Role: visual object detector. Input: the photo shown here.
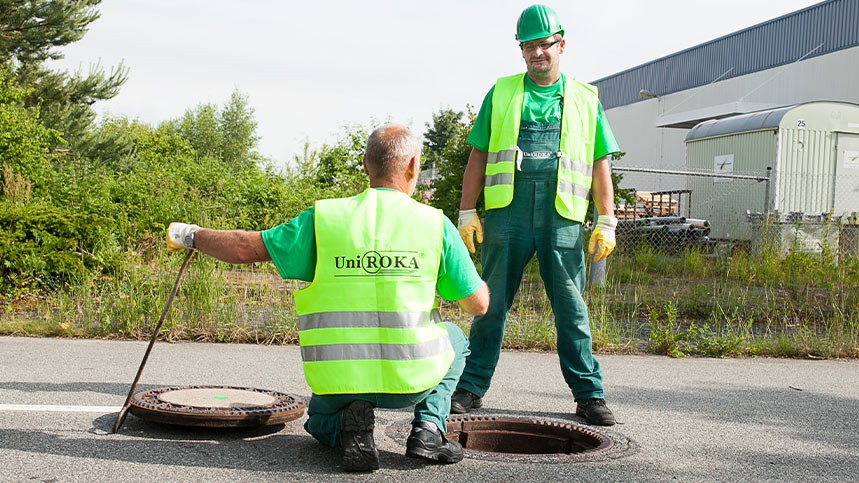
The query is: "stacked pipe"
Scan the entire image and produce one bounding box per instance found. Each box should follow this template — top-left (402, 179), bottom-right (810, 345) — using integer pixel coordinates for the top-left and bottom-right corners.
top-left (617, 216), bottom-right (715, 252)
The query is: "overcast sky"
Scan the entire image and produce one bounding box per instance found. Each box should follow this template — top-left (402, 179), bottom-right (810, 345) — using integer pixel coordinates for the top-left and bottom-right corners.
top-left (49, 0), bottom-right (821, 168)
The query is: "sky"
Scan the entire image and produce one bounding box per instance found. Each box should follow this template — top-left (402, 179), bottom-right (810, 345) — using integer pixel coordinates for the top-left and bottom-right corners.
top-left (49, 0), bottom-right (823, 169)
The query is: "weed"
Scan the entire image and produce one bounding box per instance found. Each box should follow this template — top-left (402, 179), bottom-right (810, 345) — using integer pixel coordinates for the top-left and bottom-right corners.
top-left (647, 302), bottom-right (683, 357)
top-left (4, 237), bottom-right (859, 359)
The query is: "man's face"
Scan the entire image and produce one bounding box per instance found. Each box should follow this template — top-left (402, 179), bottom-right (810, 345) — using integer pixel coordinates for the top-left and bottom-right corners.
top-left (520, 34), bottom-right (565, 77)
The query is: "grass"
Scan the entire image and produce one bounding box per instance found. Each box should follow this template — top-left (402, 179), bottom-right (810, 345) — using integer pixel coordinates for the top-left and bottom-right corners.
top-left (1, 253), bottom-right (303, 344)
top-left (587, 242), bottom-right (859, 358)
top-left (2, 242), bottom-right (858, 359)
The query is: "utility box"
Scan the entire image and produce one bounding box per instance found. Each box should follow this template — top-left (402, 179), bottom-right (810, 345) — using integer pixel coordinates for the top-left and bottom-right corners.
top-left (685, 102), bottom-right (859, 240)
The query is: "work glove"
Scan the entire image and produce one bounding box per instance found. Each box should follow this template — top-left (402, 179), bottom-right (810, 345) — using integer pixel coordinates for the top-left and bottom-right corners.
top-left (588, 215), bottom-right (618, 262)
top-left (457, 209), bottom-right (483, 254)
top-left (166, 222), bottom-right (200, 252)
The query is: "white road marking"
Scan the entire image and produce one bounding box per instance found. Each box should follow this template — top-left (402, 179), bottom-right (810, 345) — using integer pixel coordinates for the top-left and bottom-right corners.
top-left (0, 404), bottom-right (121, 412)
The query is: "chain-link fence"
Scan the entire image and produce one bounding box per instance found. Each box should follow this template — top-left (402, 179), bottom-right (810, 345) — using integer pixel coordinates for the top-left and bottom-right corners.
top-left (611, 166), bottom-right (859, 260)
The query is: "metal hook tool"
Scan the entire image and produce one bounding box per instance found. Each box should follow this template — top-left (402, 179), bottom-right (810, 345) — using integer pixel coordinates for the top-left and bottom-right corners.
top-left (112, 249), bottom-right (195, 433)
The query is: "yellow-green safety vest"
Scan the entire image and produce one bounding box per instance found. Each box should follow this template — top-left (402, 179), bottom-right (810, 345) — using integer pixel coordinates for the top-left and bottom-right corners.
top-left (293, 188), bottom-right (454, 395)
top-left (485, 73), bottom-right (600, 222)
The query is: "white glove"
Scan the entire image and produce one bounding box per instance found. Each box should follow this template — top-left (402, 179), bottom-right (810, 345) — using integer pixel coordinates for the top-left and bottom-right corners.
top-left (588, 215), bottom-right (618, 262)
top-left (458, 209), bottom-right (477, 227)
top-left (166, 223), bottom-right (200, 252)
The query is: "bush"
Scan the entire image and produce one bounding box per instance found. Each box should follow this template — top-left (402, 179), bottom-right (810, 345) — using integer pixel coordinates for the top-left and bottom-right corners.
top-left (0, 66), bottom-right (63, 201)
top-left (0, 203), bottom-right (120, 292)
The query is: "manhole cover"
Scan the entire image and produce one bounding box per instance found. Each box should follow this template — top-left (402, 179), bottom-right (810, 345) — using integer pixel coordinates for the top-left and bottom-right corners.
top-left (129, 385), bottom-right (305, 428)
top-left (158, 388), bottom-right (277, 408)
top-left (386, 415), bottom-right (637, 463)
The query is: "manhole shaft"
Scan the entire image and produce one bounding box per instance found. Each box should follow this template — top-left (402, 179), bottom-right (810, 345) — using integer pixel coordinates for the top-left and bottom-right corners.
top-left (447, 416), bottom-right (613, 456)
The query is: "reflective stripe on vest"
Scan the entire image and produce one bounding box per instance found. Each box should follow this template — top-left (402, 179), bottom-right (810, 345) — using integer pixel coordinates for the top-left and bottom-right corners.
top-left (301, 336), bottom-right (451, 362)
top-left (292, 188), bottom-right (453, 395)
top-left (485, 73), bottom-right (600, 222)
top-left (299, 311), bottom-right (434, 330)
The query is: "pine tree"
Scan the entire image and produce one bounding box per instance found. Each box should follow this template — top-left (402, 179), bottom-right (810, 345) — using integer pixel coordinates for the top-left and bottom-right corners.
top-left (1, 1), bottom-right (128, 160)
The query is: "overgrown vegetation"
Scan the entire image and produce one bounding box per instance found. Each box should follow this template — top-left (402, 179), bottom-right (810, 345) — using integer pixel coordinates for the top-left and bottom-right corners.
top-left (586, 242), bottom-right (859, 358)
top-left (1, 2), bottom-right (857, 360)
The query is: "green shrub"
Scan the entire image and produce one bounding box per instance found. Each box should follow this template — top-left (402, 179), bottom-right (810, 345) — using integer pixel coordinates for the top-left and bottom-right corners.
top-left (0, 203), bottom-right (120, 292)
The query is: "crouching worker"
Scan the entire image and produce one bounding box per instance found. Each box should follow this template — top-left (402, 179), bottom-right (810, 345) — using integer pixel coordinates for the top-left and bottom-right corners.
top-left (166, 124), bottom-right (489, 472)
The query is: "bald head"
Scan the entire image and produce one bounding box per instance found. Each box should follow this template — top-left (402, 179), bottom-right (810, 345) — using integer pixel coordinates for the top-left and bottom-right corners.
top-left (363, 124), bottom-right (421, 181)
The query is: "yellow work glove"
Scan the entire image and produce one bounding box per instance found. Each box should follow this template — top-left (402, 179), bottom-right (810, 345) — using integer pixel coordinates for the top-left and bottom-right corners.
top-left (166, 222), bottom-right (200, 252)
top-left (457, 209), bottom-right (483, 254)
top-left (588, 215), bottom-right (618, 262)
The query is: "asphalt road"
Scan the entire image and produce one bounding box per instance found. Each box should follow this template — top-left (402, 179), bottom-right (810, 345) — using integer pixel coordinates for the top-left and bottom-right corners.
top-left (1, 336), bottom-right (858, 482)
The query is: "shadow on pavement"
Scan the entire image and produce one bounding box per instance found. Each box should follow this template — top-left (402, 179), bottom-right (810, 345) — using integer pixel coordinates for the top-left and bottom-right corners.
top-left (0, 412), bottom-right (440, 475)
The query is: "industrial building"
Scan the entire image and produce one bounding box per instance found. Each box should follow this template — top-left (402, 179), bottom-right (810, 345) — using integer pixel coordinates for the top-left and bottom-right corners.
top-left (593, 0), bottom-right (859, 194)
top-left (685, 101), bottom-right (859, 240)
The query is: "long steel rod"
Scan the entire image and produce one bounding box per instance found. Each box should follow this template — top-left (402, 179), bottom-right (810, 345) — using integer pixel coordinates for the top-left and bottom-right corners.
top-left (112, 249), bottom-right (195, 433)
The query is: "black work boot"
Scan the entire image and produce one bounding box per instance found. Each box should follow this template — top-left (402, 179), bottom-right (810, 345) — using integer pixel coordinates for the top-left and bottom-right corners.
top-left (341, 400), bottom-right (379, 471)
top-left (450, 388), bottom-right (482, 414)
top-left (405, 420), bottom-right (464, 463)
top-left (575, 398), bottom-right (616, 426)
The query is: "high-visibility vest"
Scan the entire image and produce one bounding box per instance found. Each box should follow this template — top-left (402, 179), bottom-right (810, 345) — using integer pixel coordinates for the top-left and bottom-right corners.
top-left (485, 73), bottom-right (600, 222)
top-left (293, 188), bottom-right (454, 394)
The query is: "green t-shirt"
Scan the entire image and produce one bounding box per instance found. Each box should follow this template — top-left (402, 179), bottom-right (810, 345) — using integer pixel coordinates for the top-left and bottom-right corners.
top-left (467, 73), bottom-right (620, 160)
top-left (260, 189), bottom-right (483, 302)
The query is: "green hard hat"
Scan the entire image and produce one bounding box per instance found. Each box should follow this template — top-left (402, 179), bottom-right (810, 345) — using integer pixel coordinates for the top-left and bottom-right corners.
top-left (516, 4), bottom-right (564, 42)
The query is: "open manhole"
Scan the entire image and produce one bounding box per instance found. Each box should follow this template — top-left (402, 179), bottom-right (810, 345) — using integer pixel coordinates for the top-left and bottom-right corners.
top-left (387, 415), bottom-right (637, 463)
top-left (129, 385), bottom-right (305, 428)
top-left (447, 415), bottom-right (612, 455)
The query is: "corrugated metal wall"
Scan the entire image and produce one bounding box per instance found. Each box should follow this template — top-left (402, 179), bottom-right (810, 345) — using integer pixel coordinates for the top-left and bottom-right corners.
top-left (777, 129), bottom-right (837, 213)
top-left (686, 130), bottom-right (776, 240)
top-left (593, 0), bottom-right (859, 110)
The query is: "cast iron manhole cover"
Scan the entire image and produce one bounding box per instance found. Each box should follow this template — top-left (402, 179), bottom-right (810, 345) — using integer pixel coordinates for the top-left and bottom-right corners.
top-left (387, 414), bottom-right (637, 463)
top-left (129, 385), bottom-right (305, 428)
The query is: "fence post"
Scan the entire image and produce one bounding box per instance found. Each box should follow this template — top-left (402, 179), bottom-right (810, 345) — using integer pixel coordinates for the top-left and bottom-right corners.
top-left (764, 166), bottom-right (772, 214)
top-left (589, 204), bottom-right (606, 288)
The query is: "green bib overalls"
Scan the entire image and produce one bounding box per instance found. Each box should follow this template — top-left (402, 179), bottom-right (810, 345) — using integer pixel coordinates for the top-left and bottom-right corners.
top-left (459, 119), bottom-right (603, 401)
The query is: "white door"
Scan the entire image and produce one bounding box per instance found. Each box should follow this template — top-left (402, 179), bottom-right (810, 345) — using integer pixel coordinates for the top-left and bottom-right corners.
top-left (834, 133), bottom-right (859, 215)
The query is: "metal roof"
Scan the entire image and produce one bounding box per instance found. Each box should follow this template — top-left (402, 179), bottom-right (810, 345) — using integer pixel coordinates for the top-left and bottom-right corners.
top-left (684, 105), bottom-right (795, 141)
top-left (684, 100), bottom-right (859, 141)
top-left (592, 0), bottom-right (859, 110)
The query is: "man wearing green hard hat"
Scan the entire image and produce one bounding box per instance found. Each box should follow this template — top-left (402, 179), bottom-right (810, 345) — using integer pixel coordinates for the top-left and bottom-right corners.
top-left (454, 4), bottom-right (621, 425)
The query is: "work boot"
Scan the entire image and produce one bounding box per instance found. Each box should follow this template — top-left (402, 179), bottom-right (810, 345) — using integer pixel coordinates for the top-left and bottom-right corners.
top-left (575, 398), bottom-right (616, 426)
top-left (405, 420), bottom-right (464, 463)
top-left (341, 400), bottom-right (379, 471)
top-left (450, 389), bottom-right (482, 414)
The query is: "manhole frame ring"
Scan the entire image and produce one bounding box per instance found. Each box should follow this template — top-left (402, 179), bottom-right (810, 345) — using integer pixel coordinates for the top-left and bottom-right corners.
top-left (385, 413), bottom-right (639, 463)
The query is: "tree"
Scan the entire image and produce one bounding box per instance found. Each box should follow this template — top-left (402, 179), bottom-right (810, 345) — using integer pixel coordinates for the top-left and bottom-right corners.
top-left (0, 0), bottom-right (101, 65)
top-left (176, 103), bottom-right (223, 160)
top-left (425, 107), bottom-right (476, 223)
top-left (24, 62), bottom-right (125, 141)
top-left (422, 108), bottom-right (464, 170)
top-left (294, 122), bottom-right (376, 197)
top-left (171, 89), bottom-right (262, 168)
top-left (1, 1), bottom-right (128, 158)
top-left (0, 66), bottom-right (62, 201)
top-left (219, 90), bottom-right (259, 167)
